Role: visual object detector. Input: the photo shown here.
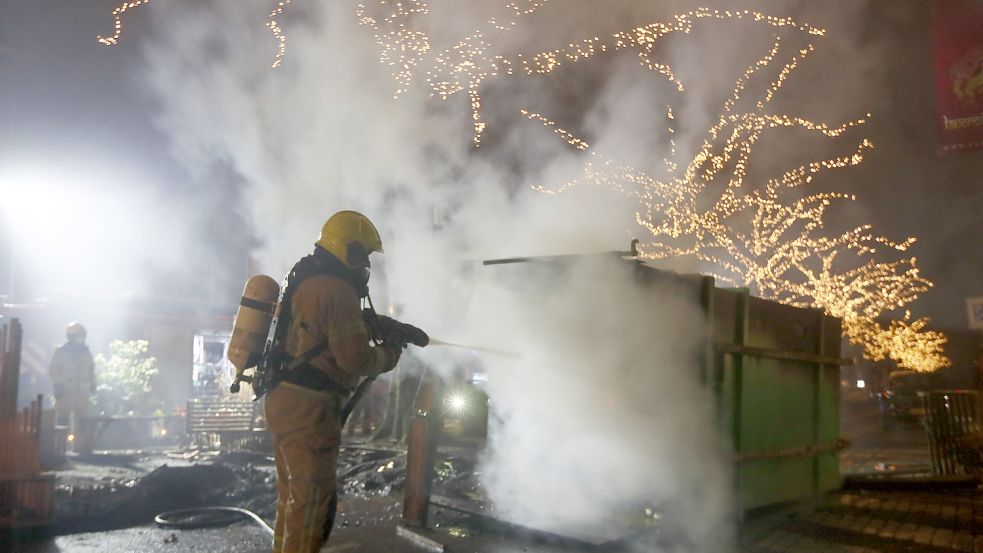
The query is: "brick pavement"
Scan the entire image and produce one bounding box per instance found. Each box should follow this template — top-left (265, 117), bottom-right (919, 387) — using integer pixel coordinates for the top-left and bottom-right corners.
top-left (744, 487), bottom-right (983, 553)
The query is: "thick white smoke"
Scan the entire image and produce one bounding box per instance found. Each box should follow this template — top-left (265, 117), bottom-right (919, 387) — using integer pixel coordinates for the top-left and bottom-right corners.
top-left (137, 1), bottom-right (868, 549)
top-left (467, 257), bottom-right (733, 551)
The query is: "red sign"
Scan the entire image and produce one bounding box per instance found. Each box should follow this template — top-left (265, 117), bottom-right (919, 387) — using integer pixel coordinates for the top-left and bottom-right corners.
top-left (933, 0), bottom-right (983, 154)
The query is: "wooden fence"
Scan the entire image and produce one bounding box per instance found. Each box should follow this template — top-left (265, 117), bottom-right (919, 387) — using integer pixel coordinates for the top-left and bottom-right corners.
top-left (0, 319), bottom-right (55, 530)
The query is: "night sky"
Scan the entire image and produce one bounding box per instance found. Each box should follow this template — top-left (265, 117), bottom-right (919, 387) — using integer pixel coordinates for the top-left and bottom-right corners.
top-left (1, 0), bottom-right (980, 335)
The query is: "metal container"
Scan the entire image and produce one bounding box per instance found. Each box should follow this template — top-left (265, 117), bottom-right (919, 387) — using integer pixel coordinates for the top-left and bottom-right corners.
top-left (712, 287), bottom-right (844, 510)
top-left (481, 251), bottom-right (845, 511)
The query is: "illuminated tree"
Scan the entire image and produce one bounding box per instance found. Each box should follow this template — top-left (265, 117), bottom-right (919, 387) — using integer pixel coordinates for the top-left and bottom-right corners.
top-left (96, 1), bottom-right (949, 371)
top-left (94, 340), bottom-right (164, 416)
top-left (522, 30), bottom-right (950, 372)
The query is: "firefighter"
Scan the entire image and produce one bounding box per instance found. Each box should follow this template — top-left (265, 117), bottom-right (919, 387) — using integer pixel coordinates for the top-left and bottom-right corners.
top-left (49, 322), bottom-right (96, 428)
top-left (265, 211), bottom-right (401, 553)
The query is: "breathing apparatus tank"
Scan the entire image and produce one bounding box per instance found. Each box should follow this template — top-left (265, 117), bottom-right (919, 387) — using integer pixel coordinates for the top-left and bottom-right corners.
top-left (228, 275), bottom-right (280, 393)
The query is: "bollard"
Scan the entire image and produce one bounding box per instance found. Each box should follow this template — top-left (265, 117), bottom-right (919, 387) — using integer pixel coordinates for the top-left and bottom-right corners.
top-left (402, 376), bottom-right (440, 527)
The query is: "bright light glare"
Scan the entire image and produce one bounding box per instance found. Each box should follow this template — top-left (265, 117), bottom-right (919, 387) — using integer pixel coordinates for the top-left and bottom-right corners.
top-left (856, 379), bottom-right (866, 389)
top-left (448, 393), bottom-right (467, 413)
top-left (1, 181), bottom-right (63, 231)
top-left (0, 164), bottom-right (155, 298)
top-left (67, 434), bottom-right (75, 442)
top-left (160, 429), bottom-right (168, 436)
top-left (0, 169), bottom-right (95, 256)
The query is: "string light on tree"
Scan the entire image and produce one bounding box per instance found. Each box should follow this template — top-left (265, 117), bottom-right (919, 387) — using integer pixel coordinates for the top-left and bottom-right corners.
top-left (268, 0), bottom-right (293, 68)
top-left (518, 25), bottom-right (946, 372)
top-left (521, 109), bottom-right (589, 150)
top-left (356, 1), bottom-right (432, 97)
top-left (92, 1), bottom-right (948, 371)
top-left (97, 0), bottom-right (151, 46)
top-left (490, 0), bottom-right (550, 31)
top-left (467, 9), bottom-right (819, 142)
top-left (356, 2), bottom-right (826, 145)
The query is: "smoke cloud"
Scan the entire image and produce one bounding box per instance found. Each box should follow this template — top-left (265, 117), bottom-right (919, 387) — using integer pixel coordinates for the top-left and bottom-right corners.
top-left (467, 257), bottom-right (733, 551)
top-left (137, 0), bottom-right (895, 549)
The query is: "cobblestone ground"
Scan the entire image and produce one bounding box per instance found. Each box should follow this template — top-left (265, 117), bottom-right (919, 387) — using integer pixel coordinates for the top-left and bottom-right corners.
top-left (744, 489), bottom-right (983, 553)
top-left (745, 487), bottom-right (983, 553)
top-left (744, 397), bottom-right (982, 553)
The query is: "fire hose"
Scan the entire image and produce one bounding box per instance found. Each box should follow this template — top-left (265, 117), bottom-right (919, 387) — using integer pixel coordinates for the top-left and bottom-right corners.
top-left (152, 316), bottom-right (427, 539)
top-left (155, 320), bottom-right (511, 538)
top-left (154, 506), bottom-right (274, 535)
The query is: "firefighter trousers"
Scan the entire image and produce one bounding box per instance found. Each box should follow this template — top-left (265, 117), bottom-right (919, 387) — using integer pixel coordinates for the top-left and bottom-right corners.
top-left (265, 382), bottom-right (343, 553)
top-left (54, 387), bottom-right (90, 428)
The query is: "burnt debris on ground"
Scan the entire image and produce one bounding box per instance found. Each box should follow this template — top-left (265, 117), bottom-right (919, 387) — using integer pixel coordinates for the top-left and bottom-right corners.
top-left (52, 451), bottom-right (274, 535)
top-left (49, 445), bottom-right (430, 536)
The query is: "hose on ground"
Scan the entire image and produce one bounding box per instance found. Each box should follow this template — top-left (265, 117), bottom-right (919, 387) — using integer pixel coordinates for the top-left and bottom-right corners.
top-left (154, 506), bottom-right (274, 536)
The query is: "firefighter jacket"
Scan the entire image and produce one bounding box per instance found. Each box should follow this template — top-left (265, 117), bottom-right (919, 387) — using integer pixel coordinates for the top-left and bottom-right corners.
top-left (49, 342), bottom-right (95, 398)
top-left (284, 274), bottom-right (398, 391)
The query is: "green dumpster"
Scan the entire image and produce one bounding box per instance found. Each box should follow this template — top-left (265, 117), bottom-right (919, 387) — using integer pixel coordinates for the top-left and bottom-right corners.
top-left (481, 251), bottom-right (845, 511)
top-left (711, 288), bottom-right (844, 510)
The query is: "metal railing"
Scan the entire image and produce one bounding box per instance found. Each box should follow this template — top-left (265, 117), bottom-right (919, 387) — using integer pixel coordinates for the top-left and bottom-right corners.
top-left (918, 390), bottom-right (983, 475)
top-left (186, 397), bottom-right (261, 450)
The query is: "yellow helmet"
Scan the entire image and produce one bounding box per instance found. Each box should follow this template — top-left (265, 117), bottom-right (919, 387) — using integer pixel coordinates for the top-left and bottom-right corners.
top-left (315, 211), bottom-right (383, 268)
